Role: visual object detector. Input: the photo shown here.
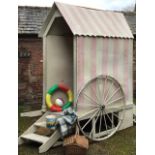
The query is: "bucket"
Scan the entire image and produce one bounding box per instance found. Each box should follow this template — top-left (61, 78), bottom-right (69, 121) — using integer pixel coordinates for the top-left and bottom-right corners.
top-left (46, 115), bottom-right (57, 129)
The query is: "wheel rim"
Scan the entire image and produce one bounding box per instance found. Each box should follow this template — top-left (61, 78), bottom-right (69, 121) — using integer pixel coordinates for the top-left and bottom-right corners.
top-left (76, 75), bottom-right (125, 141)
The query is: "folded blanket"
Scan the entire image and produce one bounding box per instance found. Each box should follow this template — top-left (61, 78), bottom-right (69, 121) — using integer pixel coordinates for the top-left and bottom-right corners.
top-left (57, 107), bottom-right (77, 138)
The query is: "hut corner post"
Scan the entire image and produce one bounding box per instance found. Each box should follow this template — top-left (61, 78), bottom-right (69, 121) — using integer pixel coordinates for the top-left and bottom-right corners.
top-left (73, 36), bottom-right (77, 109)
top-left (42, 36), bottom-right (47, 112)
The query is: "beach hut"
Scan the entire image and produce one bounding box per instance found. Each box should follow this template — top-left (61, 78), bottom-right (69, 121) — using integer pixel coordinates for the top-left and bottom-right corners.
top-left (19, 2), bottom-right (134, 152)
top-left (40, 1), bottom-right (133, 129)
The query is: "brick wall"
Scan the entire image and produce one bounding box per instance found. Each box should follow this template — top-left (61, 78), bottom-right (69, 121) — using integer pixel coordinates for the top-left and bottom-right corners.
top-left (18, 36), bottom-right (43, 105)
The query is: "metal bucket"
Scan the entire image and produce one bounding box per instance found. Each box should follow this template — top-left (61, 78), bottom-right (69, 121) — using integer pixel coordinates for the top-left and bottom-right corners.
top-left (46, 115), bottom-right (57, 129)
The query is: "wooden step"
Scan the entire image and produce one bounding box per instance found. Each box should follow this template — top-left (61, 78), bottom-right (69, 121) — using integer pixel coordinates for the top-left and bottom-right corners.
top-left (21, 133), bottom-right (49, 144)
top-left (20, 110), bottom-right (43, 117)
top-left (34, 122), bottom-right (47, 128)
top-left (39, 130), bottom-right (61, 153)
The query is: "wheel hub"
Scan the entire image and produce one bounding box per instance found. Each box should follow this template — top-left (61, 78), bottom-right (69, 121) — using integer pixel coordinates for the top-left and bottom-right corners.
top-left (100, 105), bottom-right (105, 110)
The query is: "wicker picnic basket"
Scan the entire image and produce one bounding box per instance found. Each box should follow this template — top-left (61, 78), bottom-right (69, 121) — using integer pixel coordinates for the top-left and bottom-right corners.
top-left (63, 126), bottom-right (89, 155)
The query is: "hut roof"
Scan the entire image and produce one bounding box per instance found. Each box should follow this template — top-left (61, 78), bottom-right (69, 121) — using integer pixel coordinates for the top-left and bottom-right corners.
top-left (18, 3), bottom-right (135, 38)
top-left (40, 2), bottom-right (133, 38)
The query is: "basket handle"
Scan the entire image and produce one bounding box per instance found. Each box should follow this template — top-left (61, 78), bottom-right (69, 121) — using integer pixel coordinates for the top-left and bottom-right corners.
top-left (75, 125), bottom-right (80, 138)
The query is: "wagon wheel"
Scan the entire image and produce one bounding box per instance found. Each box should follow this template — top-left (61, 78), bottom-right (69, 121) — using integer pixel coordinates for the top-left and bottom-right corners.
top-left (76, 75), bottom-right (125, 141)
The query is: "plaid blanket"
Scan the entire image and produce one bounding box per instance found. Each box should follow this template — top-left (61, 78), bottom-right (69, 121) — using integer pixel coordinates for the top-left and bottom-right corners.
top-left (57, 107), bottom-right (77, 138)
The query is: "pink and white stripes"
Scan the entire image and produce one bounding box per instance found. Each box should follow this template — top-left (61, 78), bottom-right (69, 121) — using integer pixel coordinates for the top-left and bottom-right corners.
top-left (56, 2), bottom-right (133, 38)
top-left (76, 37), bottom-right (133, 105)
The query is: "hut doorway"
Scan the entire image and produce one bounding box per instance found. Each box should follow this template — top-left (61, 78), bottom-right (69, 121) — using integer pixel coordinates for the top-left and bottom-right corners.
top-left (45, 17), bottom-right (73, 92)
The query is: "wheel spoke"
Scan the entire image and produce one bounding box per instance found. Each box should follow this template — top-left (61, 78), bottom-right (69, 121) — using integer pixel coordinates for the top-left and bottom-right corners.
top-left (96, 78), bottom-right (102, 105)
top-left (95, 110), bottom-right (101, 135)
top-left (82, 92), bottom-right (100, 106)
top-left (78, 108), bottom-right (98, 120)
top-left (112, 113), bottom-right (114, 128)
top-left (101, 77), bottom-right (105, 101)
top-left (91, 83), bottom-right (100, 104)
top-left (82, 109), bottom-right (99, 130)
top-left (103, 111), bottom-right (108, 135)
top-left (103, 76), bottom-right (108, 104)
top-left (99, 109), bottom-right (103, 133)
top-left (94, 110), bottom-right (101, 127)
top-left (105, 87), bottom-right (121, 104)
top-left (89, 110), bottom-right (101, 137)
top-left (104, 110), bottom-right (113, 125)
top-left (107, 96), bottom-right (124, 105)
top-left (104, 82), bottom-right (114, 104)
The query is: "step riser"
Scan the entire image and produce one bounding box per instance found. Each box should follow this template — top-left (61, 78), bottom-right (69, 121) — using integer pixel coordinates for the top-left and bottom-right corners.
top-left (34, 122), bottom-right (47, 128)
top-left (21, 133), bottom-right (49, 144)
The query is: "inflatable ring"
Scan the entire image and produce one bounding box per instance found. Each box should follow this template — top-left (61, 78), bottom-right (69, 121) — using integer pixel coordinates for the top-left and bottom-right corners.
top-left (46, 84), bottom-right (73, 112)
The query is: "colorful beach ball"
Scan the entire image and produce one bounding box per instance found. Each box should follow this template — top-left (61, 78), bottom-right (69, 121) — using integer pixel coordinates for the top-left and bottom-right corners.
top-left (55, 98), bottom-right (64, 107)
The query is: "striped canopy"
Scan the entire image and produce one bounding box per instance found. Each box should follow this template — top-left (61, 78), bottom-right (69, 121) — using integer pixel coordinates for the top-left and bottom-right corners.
top-left (56, 2), bottom-right (133, 38)
top-left (40, 2), bottom-right (133, 39)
